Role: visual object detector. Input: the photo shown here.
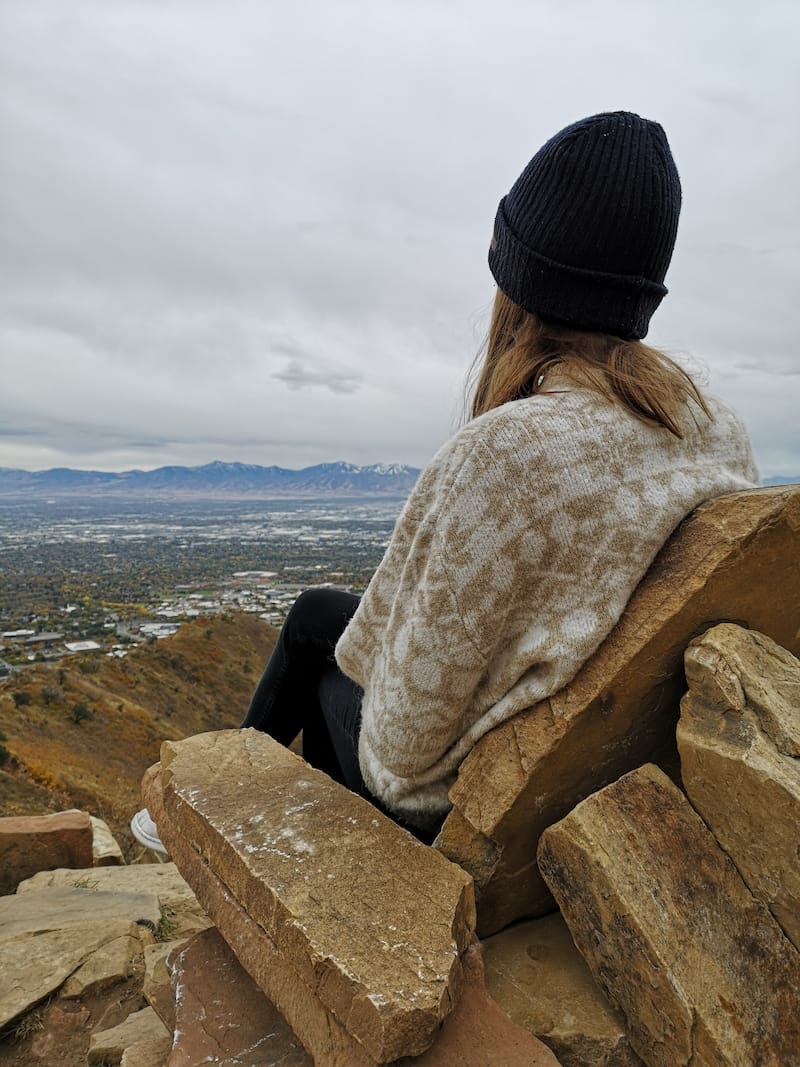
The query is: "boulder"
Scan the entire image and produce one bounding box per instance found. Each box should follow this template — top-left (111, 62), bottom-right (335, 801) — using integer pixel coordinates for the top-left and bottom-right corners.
top-left (678, 623), bottom-right (800, 950)
top-left (0, 810), bottom-right (93, 892)
top-left (146, 730), bottom-right (476, 1063)
top-left (436, 485), bottom-right (800, 935)
top-left (0, 885), bottom-right (159, 1028)
top-left (165, 927), bottom-right (312, 1067)
top-left (89, 1005), bottom-right (170, 1066)
top-left (537, 764), bottom-right (800, 1067)
top-left (482, 912), bottom-right (643, 1067)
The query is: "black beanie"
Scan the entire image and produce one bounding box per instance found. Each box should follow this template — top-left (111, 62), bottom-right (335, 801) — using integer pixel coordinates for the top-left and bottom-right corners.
top-left (488, 111), bottom-right (681, 340)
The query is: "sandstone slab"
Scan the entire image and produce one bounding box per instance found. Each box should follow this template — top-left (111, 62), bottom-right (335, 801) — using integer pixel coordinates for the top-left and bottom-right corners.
top-left (153, 729), bottom-right (475, 1062)
top-left (166, 926), bottom-right (312, 1067)
top-left (18, 860), bottom-right (210, 938)
top-left (0, 886), bottom-right (160, 1028)
top-left (143, 941), bottom-right (181, 1032)
top-left (89, 1005), bottom-right (170, 1065)
top-left (120, 1033), bottom-right (174, 1067)
top-left (144, 769), bottom-right (379, 1067)
top-left (62, 925), bottom-right (141, 997)
top-left (678, 623), bottom-right (800, 950)
top-left (537, 764), bottom-right (800, 1067)
top-left (482, 912), bottom-right (643, 1067)
top-left (0, 810), bottom-right (93, 892)
top-left (436, 485), bottom-right (800, 935)
top-left (90, 814), bottom-right (125, 866)
top-left (397, 942), bottom-right (562, 1067)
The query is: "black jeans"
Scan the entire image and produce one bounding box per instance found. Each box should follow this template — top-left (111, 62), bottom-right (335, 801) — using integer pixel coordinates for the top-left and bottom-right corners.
top-left (241, 588), bottom-right (368, 794)
top-left (241, 587), bottom-right (438, 842)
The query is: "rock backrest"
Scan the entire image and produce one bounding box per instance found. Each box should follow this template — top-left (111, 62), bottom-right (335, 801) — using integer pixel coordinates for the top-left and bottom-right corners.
top-left (434, 485), bottom-right (800, 936)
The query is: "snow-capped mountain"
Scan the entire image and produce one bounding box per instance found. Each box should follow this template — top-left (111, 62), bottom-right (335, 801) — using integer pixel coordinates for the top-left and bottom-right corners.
top-left (0, 461), bottom-right (421, 499)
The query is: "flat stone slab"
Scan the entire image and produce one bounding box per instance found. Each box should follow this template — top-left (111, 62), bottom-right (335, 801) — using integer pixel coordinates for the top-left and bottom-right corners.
top-left (537, 764), bottom-right (800, 1067)
top-left (435, 485), bottom-right (800, 935)
top-left (18, 860), bottom-right (210, 939)
top-left (679, 623), bottom-right (800, 950)
top-left (0, 810), bottom-right (93, 893)
top-left (154, 730), bottom-right (475, 1063)
top-left (482, 912), bottom-right (643, 1067)
top-left (0, 886), bottom-right (160, 1028)
top-left (144, 770), bottom-right (382, 1067)
top-left (166, 926), bottom-right (312, 1066)
top-left (89, 1005), bottom-right (170, 1065)
top-left (120, 1033), bottom-right (174, 1066)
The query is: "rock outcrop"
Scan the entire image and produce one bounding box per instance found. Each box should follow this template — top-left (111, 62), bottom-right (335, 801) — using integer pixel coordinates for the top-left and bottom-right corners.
top-left (678, 623), bottom-right (800, 950)
top-left (435, 485), bottom-right (800, 935)
top-left (537, 764), bottom-right (800, 1067)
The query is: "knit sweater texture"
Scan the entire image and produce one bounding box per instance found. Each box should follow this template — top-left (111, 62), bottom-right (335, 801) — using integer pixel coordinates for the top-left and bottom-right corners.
top-left (334, 369), bottom-right (758, 829)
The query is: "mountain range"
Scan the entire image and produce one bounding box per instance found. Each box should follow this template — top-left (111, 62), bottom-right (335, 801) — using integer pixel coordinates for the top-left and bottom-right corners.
top-left (0, 461), bottom-right (422, 500)
top-left (0, 463), bottom-right (795, 501)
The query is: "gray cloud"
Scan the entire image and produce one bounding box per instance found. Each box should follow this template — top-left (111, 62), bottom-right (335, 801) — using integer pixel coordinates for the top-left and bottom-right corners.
top-left (272, 359), bottom-right (363, 394)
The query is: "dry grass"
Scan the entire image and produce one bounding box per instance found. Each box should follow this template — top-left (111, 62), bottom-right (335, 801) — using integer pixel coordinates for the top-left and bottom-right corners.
top-left (0, 613), bottom-right (276, 853)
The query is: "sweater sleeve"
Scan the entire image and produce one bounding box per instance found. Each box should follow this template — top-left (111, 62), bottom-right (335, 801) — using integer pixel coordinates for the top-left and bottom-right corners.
top-left (336, 425), bottom-right (538, 783)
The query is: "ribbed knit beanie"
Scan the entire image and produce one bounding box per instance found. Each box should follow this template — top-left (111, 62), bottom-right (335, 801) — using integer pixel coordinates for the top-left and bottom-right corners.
top-left (488, 111), bottom-right (681, 340)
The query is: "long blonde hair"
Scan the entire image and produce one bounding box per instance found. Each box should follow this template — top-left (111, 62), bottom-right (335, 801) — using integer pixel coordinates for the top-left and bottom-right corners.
top-left (468, 290), bottom-right (710, 438)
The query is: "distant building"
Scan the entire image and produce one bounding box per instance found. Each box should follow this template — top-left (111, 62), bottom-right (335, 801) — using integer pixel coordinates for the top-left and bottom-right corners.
top-left (64, 640), bottom-right (102, 653)
top-left (139, 623), bottom-right (180, 640)
top-left (0, 658), bottom-right (13, 679)
top-left (24, 632), bottom-right (64, 647)
top-left (1, 629), bottom-right (36, 641)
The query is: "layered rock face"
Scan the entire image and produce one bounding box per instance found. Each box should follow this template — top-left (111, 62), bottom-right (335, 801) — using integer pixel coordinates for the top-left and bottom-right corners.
top-left (538, 763), bottom-right (800, 1067)
top-left (435, 485), bottom-right (800, 935)
top-left (678, 623), bottom-right (800, 950)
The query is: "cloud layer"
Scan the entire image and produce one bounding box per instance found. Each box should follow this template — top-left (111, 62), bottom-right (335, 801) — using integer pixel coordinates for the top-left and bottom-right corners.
top-left (1, 1), bottom-right (798, 475)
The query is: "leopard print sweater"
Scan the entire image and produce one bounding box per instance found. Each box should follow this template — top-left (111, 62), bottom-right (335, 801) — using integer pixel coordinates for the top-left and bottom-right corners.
top-left (335, 369), bottom-right (758, 829)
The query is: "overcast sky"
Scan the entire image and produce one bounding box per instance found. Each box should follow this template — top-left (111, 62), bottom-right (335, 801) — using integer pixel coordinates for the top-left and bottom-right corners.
top-left (1, 0), bottom-right (798, 476)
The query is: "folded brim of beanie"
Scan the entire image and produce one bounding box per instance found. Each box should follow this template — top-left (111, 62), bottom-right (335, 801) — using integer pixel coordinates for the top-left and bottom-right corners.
top-left (489, 198), bottom-right (667, 341)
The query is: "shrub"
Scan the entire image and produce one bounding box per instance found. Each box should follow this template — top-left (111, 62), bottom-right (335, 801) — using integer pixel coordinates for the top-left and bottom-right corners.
top-left (12, 690), bottom-right (32, 708)
top-left (41, 685), bottom-right (64, 706)
top-left (70, 702), bottom-right (94, 725)
top-left (0, 743), bottom-right (10, 767)
top-left (77, 658), bottom-right (99, 675)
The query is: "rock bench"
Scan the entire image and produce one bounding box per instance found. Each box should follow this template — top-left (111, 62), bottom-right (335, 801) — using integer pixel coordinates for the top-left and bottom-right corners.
top-left (435, 485), bottom-right (800, 935)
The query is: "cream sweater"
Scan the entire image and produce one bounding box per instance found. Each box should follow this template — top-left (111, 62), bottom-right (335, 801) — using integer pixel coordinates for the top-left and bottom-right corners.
top-left (335, 369), bottom-right (758, 829)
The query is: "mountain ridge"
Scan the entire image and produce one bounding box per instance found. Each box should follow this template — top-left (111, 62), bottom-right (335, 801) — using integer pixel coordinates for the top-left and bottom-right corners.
top-left (0, 461), bottom-right (421, 500)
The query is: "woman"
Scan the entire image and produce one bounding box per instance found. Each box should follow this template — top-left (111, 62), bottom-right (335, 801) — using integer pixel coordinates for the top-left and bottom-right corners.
top-left (132, 111), bottom-right (757, 853)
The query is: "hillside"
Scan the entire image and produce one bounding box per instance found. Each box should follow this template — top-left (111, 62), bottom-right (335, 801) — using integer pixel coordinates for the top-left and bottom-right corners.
top-left (0, 612), bottom-right (277, 854)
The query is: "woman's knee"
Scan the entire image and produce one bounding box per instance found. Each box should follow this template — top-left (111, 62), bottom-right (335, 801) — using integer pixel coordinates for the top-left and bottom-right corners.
top-left (285, 588), bottom-right (360, 641)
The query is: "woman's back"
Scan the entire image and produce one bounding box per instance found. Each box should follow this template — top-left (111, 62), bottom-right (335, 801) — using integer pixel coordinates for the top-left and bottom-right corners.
top-left (336, 368), bottom-right (757, 827)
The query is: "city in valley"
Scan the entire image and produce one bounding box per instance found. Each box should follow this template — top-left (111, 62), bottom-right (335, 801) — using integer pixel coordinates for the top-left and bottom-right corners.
top-left (0, 497), bottom-right (403, 674)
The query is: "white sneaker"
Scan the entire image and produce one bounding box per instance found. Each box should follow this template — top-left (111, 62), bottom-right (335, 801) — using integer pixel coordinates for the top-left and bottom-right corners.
top-left (130, 808), bottom-right (168, 855)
